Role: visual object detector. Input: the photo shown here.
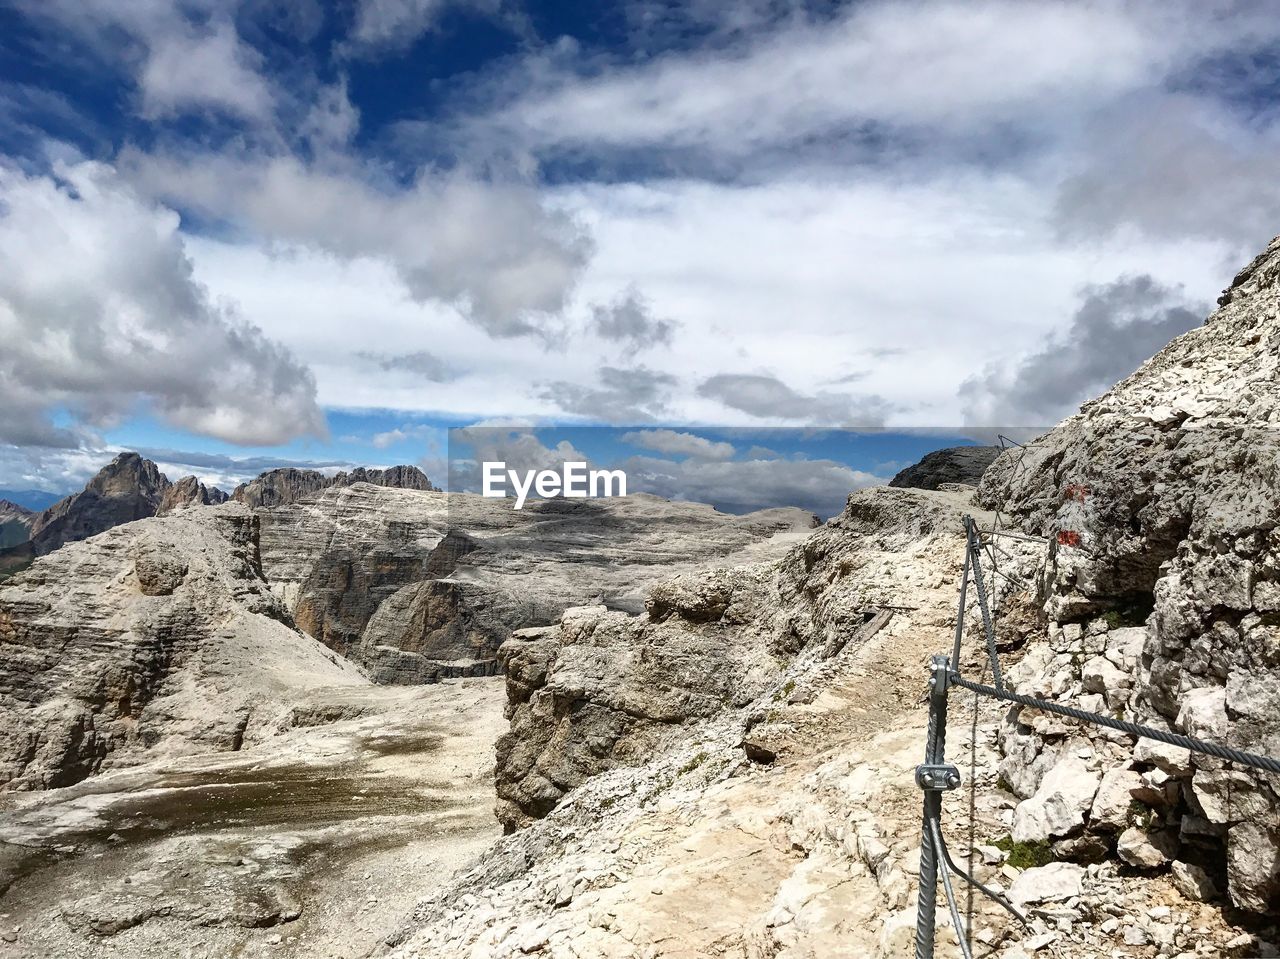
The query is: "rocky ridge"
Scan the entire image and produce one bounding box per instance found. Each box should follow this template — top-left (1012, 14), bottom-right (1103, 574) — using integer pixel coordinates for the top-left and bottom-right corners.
top-left (0, 455), bottom-right (434, 567)
top-left (0, 500), bottom-right (33, 550)
top-left (254, 485), bottom-right (818, 684)
top-left (231, 464), bottom-right (437, 508)
top-left (0, 503), bottom-right (365, 791)
top-left (889, 445), bottom-right (1001, 490)
top-left (156, 474), bottom-right (229, 514)
top-left (979, 234), bottom-right (1280, 914)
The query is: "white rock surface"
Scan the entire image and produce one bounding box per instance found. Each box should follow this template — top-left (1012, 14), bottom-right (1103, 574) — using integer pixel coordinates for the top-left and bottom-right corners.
top-left (1012, 755), bottom-right (1102, 843)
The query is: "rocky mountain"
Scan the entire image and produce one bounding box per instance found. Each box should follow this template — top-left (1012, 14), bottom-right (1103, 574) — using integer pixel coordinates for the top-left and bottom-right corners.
top-left (156, 475), bottom-right (229, 514)
top-left (24, 452), bottom-right (171, 557)
top-left (979, 235), bottom-right (1280, 914)
top-left (0, 503), bottom-right (365, 791)
top-left (0, 484), bottom-right (813, 792)
top-left (3, 243), bottom-right (1279, 956)
top-left (253, 484), bottom-right (817, 683)
top-left (0, 500), bottom-right (33, 550)
top-left (0, 455), bottom-right (432, 566)
top-left (232, 465), bottom-right (436, 508)
top-left (889, 444), bottom-right (1001, 489)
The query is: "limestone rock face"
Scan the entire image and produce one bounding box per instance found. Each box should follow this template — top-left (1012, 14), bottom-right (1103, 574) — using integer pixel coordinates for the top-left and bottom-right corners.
top-left (889, 446), bottom-right (1001, 490)
top-left (157, 475), bottom-right (229, 514)
top-left (254, 486), bottom-right (816, 685)
top-left (232, 464), bottom-right (436, 508)
top-left (492, 485), bottom-right (979, 831)
top-left (0, 505), bottom-right (365, 791)
top-left (231, 468), bottom-right (333, 508)
top-left (333, 465), bottom-right (437, 491)
top-left (981, 235), bottom-right (1280, 913)
top-left (26, 453), bottom-right (170, 556)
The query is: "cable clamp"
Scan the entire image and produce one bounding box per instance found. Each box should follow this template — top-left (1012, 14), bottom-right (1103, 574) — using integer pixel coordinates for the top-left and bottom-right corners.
top-left (915, 763), bottom-right (962, 792)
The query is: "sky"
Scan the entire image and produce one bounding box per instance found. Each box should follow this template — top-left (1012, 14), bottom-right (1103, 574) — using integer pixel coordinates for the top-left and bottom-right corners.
top-left (1, 0), bottom-right (1278, 503)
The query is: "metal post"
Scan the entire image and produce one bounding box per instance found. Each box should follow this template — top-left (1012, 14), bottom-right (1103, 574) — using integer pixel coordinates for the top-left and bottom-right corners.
top-left (950, 520), bottom-right (972, 665)
top-left (915, 654), bottom-right (958, 959)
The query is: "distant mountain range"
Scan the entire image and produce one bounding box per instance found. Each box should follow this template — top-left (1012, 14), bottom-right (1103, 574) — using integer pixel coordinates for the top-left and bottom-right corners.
top-left (0, 500), bottom-right (35, 550)
top-left (0, 489), bottom-right (62, 512)
top-left (0, 453), bottom-right (438, 576)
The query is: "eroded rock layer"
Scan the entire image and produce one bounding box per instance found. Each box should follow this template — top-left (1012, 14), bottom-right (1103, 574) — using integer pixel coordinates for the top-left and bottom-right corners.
top-left (0, 505), bottom-right (364, 791)
top-left (254, 486), bottom-right (818, 684)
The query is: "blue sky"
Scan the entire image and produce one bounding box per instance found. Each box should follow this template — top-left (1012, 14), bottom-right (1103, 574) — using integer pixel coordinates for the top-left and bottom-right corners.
top-left (2, 1), bottom-right (1279, 500)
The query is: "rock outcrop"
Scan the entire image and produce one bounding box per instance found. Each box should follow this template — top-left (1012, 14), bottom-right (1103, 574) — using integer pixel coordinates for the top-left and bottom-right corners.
top-left (157, 475), bottom-right (228, 514)
top-left (253, 485), bottom-right (817, 684)
top-left (377, 484), bottom-right (1067, 958)
top-left (889, 445), bottom-right (1001, 489)
top-left (0, 504), bottom-right (365, 791)
top-left (980, 235), bottom-right (1280, 913)
top-left (25, 452), bottom-right (170, 556)
top-left (232, 464), bottom-right (436, 508)
top-left (492, 485), bottom-right (984, 831)
top-left (333, 465), bottom-right (437, 491)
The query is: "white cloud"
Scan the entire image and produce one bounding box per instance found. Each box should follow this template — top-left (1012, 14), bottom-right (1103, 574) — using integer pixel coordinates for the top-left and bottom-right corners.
top-left (180, 171), bottom-right (1231, 427)
top-left (621, 429), bottom-right (734, 460)
top-left (697, 373), bottom-right (891, 425)
top-left (588, 289), bottom-right (677, 354)
top-left (139, 18), bottom-right (274, 121)
top-left (618, 452), bottom-right (882, 518)
top-left (538, 366), bottom-right (676, 422)
top-left (444, 0), bottom-right (1279, 170)
top-left (960, 275), bottom-right (1206, 424)
top-left (0, 160), bottom-right (324, 448)
top-left (6, 0), bottom-right (1271, 462)
top-left (15, 0), bottom-right (276, 123)
top-left (123, 149), bottom-right (594, 338)
top-left (446, 426), bottom-right (877, 516)
top-left (1054, 94), bottom-right (1280, 250)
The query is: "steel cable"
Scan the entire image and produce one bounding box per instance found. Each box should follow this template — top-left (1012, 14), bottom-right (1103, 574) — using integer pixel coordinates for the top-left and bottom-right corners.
top-left (949, 674), bottom-right (1280, 776)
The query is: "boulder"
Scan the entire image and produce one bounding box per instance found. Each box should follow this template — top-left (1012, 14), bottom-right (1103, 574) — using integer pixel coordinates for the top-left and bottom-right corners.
top-left (1089, 767), bottom-right (1143, 832)
top-left (1007, 862), bottom-right (1085, 905)
top-left (1170, 861), bottom-right (1219, 902)
top-left (1012, 755), bottom-right (1102, 843)
top-left (1226, 821), bottom-right (1280, 913)
top-left (1116, 827), bottom-right (1178, 869)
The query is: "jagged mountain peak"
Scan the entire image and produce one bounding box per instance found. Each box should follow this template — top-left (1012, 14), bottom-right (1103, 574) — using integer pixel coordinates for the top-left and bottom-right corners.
top-left (232, 464), bottom-right (438, 509)
top-left (26, 452), bottom-right (173, 556)
top-left (0, 499), bottom-right (34, 519)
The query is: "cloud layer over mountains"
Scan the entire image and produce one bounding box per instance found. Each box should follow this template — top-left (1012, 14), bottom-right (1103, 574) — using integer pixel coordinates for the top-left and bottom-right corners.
top-left (2, 0), bottom-right (1280, 492)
